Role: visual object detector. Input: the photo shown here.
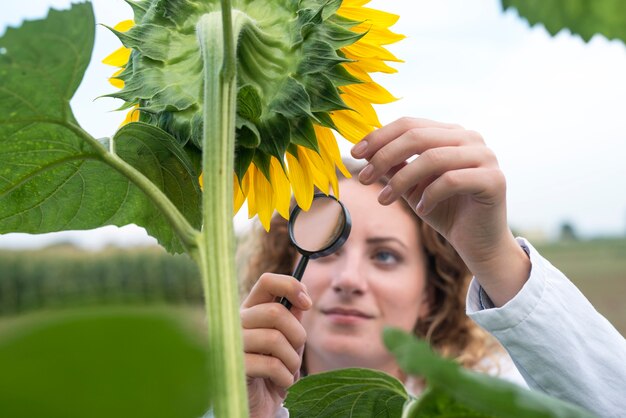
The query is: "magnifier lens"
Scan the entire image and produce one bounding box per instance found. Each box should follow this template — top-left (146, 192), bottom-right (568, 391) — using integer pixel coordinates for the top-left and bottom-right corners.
top-left (279, 194), bottom-right (351, 310)
top-left (292, 197), bottom-right (345, 253)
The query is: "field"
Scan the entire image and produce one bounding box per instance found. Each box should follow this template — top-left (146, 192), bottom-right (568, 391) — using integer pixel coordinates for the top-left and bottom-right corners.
top-left (0, 238), bottom-right (623, 417)
top-left (534, 237), bottom-right (626, 334)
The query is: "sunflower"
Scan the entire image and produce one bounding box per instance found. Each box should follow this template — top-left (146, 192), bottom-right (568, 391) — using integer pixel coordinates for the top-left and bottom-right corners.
top-left (103, 0), bottom-right (403, 230)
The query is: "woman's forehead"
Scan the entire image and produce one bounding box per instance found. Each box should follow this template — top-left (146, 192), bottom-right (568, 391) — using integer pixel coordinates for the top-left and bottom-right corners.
top-left (338, 180), bottom-right (420, 244)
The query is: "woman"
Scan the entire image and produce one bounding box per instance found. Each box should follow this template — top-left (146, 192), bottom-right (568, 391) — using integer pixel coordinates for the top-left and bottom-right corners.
top-left (239, 117), bottom-right (626, 418)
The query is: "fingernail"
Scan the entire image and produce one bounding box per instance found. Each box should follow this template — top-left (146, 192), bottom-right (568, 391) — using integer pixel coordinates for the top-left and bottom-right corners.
top-left (378, 185), bottom-right (393, 205)
top-left (359, 164), bottom-right (374, 183)
top-left (351, 140), bottom-right (368, 157)
top-left (416, 199), bottom-right (426, 215)
top-left (298, 291), bottom-right (312, 308)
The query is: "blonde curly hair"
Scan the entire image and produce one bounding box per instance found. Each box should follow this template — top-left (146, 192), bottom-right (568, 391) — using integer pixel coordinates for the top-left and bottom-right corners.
top-left (238, 160), bottom-right (501, 372)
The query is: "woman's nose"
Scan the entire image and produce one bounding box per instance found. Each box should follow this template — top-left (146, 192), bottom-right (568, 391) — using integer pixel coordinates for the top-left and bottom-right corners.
top-left (330, 250), bottom-right (368, 296)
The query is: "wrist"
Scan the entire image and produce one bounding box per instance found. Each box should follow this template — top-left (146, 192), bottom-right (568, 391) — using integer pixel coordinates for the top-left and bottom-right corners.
top-left (466, 233), bottom-right (531, 307)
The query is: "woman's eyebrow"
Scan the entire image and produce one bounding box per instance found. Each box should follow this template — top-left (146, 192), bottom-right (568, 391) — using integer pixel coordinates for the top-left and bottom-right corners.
top-left (366, 237), bottom-right (408, 249)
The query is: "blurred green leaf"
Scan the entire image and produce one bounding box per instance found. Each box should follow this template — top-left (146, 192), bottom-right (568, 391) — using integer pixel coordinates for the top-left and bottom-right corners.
top-left (284, 368), bottom-right (408, 417)
top-left (502, 0), bottom-right (626, 43)
top-left (383, 328), bottom-right (597, 418)
top-left (0, 5), bottom-right (201, 253)
top-left (0, 307), bottom-right (210, 418)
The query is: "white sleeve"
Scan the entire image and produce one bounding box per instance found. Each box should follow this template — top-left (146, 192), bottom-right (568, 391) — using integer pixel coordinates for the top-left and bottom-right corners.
top-left (466, 238), bottom-right (626, 418)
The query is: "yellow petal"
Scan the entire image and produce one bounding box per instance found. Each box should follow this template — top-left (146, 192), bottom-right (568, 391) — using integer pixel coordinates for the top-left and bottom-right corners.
top-left (300, 147), bottom-right (331, 195)
top-left (341, 81), bottom-right (397, 104)
top-left (331, 110), bottom-right (376, 144)
top-left (340, 92), bottom-right (382, 127)
top-left (342, 41), bottom-right (403, 63)
top-left (342, 62), bottom-right (372, 82)
top-left (120, 105), bottom-right (140, 127)
top-left (234, 173), bottom-right (246, 215)
top-left (286, 151), bottom-right (314, 211)
top-left (352, 23), bottom-right (406, 45)
top-left (114, 20), bottom-right (135, 32)
top-left (103, 46), bottom-right (131, 67)
top-left (340, 0), bottom-right (370, 6)
top-left (342, 50), bottom-right (399, 74)
top-left (314, 125), bottom-right (351, 181)
top-left (109, 68), bottom-right (125, 88)
top-left (252, 166), bottom-right (275, 231)
top-left (307, 132), bottom-right (344, 190)
top-left (246, 167), bottom-right (258, 218)
top-left (270, 157), bottom-right (291, 219)
top-left (337, 7), bottom-right (400, 28)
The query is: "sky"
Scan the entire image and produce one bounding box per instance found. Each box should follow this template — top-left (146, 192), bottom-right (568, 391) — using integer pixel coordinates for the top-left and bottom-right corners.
top-left (1, 0), bottom-right (625, 249)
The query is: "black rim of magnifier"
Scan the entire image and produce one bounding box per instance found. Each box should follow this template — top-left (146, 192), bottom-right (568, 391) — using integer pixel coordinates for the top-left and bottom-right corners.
top-left (288, 193), bottom-right (351, 259)
top-left (280, 194), bottom-right (351, 310)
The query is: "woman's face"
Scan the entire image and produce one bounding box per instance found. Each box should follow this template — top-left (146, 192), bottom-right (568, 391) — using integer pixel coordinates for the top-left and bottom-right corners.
top-left (300, 180), bottom-right (429, 377)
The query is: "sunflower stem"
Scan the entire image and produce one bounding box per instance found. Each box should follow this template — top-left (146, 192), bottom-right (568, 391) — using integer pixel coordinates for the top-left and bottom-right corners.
top-left (194, 6), bottom-right (249, 418)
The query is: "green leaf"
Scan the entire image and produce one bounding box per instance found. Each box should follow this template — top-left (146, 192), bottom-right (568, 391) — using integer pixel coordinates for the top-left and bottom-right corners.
top-left (0, 6), bottom-right (200, 254)
top-left (289, 118), bottom-right (319, 152)
top-left (383, 328), bottom-right (598, 418)
top-left (0, 307), bottom-right (211, 418)
top-left (258, 113), bottom-right (291, 162)
top-left (284, 368), bottom-right (408, 418)
top-left (235, 116), bottom-right (261, 148)
top-left (252, 150), bottom-right (272, 181)
top-left (408, 388), bottom-right (492, 418)
top-left (113, 123), bottom-right (202, 242)
top-left (297, 40), bottom-right (351, 75)
top-left (269, 76), bottom-right (316, 120)
top-left (234, 146), bottom-right (254, 184)
top-left (303, 73), bottom-right (350, 113)
top-left (314, 21), bottom-right (366, 50)
top-left (0, 3), bottom-right (94, 121)
top-left (502, 0), bottom-right (626, 43)
top-left (237, 85), bottom-right (263, 122)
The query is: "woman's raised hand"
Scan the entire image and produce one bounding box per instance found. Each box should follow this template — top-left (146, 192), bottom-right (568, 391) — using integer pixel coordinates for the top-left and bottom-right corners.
top-left (241, 273), bottom-right (311, 418)
top-left (351, 117), bottom-right (530, 306)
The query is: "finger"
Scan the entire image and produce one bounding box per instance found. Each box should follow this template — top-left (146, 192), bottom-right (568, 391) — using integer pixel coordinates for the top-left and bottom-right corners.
top-left (242, 273), bottom-right (312, 310)
top-left (377, 146), bottom-right (498, 205)
top-left (416, 167), bottom-right (506, 215)
top-left (243, 328), bottom-right (303, 375)
top-left (351, 117), bottom-right (465, 159)
top-left (245, 353), bottom-right (295, 389)
top-left (357, 128), bottom-right (485, 184)
top-left (241, 303), bottom-right (307, 349)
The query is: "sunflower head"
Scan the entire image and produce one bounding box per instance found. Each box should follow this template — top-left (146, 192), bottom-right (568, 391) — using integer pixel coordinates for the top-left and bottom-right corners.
top-left (104, 0), bottom-right (403, 230)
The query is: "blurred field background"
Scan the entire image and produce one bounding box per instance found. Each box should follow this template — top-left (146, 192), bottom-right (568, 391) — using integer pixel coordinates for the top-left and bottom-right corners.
top-left (0, 237), bottom-right (624, 418)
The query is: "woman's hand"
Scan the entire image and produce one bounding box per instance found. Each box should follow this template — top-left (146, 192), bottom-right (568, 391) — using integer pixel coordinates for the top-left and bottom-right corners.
top-left (241, 273), bottom-right (311, 418)
top-left (351, 117), bottom-right (530, 306)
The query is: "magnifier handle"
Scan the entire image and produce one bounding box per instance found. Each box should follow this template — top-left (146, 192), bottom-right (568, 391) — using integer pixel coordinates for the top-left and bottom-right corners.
top-left (279, 255), bottom-right (309, 310)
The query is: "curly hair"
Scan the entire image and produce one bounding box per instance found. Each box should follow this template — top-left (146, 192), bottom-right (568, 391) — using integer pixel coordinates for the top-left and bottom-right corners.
top-left (238, 161), bottom-right (501, 372)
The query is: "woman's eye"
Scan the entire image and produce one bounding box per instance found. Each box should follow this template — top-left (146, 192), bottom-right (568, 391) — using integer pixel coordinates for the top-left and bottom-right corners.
top-left (373, 250), bottom-right (400, 265)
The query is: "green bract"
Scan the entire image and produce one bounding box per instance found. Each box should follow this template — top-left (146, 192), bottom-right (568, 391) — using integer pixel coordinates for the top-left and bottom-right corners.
top-left (107, 0), bottom-right (363, 180)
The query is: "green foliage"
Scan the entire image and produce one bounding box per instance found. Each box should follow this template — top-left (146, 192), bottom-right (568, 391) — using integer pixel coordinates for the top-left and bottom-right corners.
top-left (0, 246), bottom-right (202, 316)
top-left (0, 4), bottom-right (201, 253)
top-left (502, 0), bottom-right (626, 43)
top-left (383, 328), bottom-right (597, 418)
top-left (285, 368), bottom-right (408, 417)
top-left (285, 329), bottom-right (597, 417)
top-left (0, 307), bottom-right (210, 418)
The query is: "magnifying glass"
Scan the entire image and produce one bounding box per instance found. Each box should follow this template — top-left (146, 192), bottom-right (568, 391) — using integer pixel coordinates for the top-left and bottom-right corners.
top-left (278, 193), bottom-right (351, 310)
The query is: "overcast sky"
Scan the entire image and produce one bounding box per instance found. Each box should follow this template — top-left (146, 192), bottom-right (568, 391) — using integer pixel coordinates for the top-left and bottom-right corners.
top-left (2, 0), bottom-right (625, 249)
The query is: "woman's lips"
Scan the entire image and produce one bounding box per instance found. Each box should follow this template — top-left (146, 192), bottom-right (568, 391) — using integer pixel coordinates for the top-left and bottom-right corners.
top-left (322, 307), bottom-right (374, 324)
